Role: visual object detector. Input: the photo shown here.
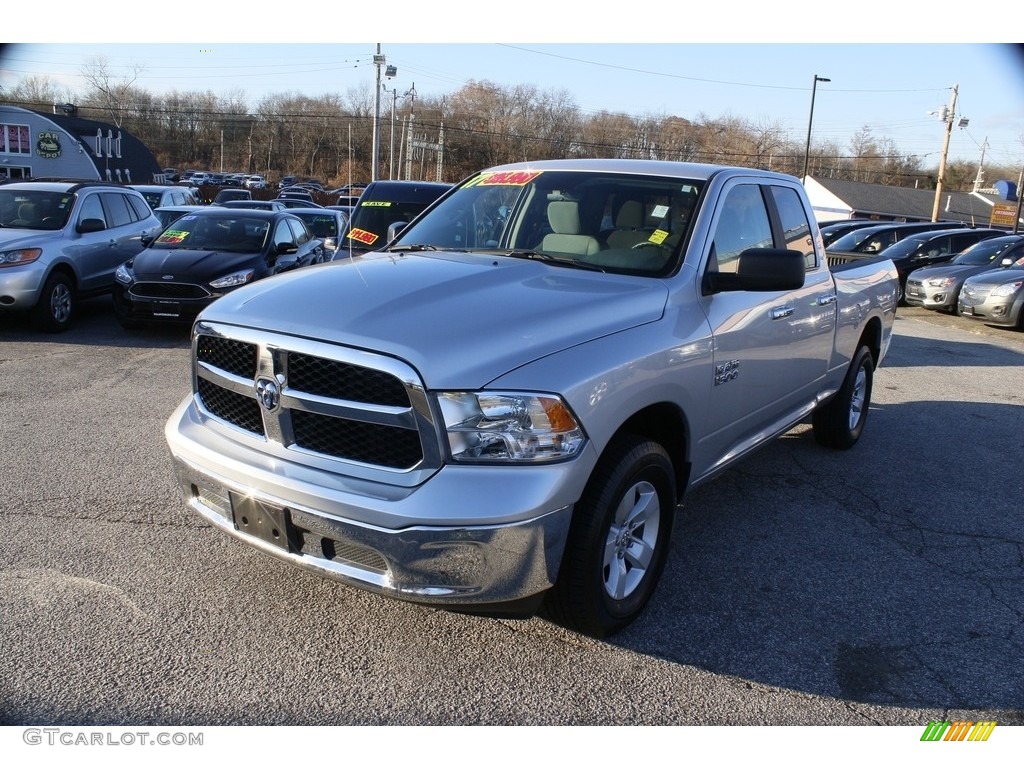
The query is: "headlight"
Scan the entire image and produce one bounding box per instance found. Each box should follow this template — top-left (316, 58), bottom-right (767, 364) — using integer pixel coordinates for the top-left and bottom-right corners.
top-left (926, 276), bottom-right (955, 287)
top-left (991, 280), bottom-right (1023, 298)
top-left (209, 269), bottom-right (255, 289)
top-left (114, 263), bottom-right (133, 284)
top-left (0, 248), bottom-right (42, 267)
top-left (438, 392), bottom-right (585, 463)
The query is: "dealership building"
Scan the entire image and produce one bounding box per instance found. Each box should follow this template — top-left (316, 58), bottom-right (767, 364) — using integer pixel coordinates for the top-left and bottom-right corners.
top-left (0, 104), bottom-right (161, 183)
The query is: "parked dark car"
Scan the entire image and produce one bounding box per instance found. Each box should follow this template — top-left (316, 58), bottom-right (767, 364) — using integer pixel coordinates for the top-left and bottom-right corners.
top-left (286, 207), bottom-right (349, 262)
top-left (825, 221), bottom-right (965, 260)
top-left (817, 219), bottom-right (890, 248)
top-left (212, 189), bottom-right (253, 205)
top-left (906, 234), bottom-right (1024, 312)
top-left (277, 188), bottom-right (316, 204)
top-left (276, 198), bottom-right (324, 209)
top-left (217, 200), bottom-right (287, 211)
top-left (153, 205), bottom-right (206, 230)
top-left (341, 180), bottom-right (453, 257)
top-left (868, 227), bottom-right (1006, 302)
top-left (112, 208), bottom-right (322, 327)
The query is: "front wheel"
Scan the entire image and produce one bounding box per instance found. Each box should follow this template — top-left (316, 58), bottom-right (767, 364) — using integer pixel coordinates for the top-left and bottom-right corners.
top-left (544, 435), bottom-right (676, 638)
top-left (812, 345), bottom-right (874, 449)
top-left (31, 271), bottom-right (75, 332)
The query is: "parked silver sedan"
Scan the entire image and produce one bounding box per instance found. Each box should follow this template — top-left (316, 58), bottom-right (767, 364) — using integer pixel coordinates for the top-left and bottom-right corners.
top-left (905, 234), bottom-right (1024, 312)
top-left (958, 261), bottom-right (1024, 328)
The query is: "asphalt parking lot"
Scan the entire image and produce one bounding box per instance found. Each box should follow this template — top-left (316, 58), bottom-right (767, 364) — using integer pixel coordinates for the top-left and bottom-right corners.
top-left (0, 299), bottom-right (1022, 727)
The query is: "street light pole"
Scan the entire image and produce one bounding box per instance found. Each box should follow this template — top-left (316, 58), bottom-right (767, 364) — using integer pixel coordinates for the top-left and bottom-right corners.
top-left (802, 75), bottom-right (830, 182)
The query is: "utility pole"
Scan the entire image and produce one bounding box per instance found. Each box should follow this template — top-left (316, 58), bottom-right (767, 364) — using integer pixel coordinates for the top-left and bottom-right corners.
top-left (971, 137), bottom-right (988, 192)
top-left (371, 44), bottom-right (384, 182)
top-left (931, 84), bottom-right (958, 222)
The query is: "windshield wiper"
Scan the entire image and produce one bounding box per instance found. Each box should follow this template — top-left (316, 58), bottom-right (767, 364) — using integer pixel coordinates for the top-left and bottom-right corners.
top-left (502, 250), bottom-right (606, 272)
top-left (388, 243), bottom-right (439, 252)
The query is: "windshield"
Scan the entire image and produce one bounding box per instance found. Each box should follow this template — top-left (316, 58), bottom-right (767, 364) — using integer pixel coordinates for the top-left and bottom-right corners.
top-left (347, 198), bottom-right (441, 249)
top-left (0, 190), bottom-right (74, 230)
top-left (153, 214), bottom-right (269, 252)
top-left (952, 238), bottom-right (1021, 266)
top-left (389, 169), bottom-right (702, 276)
top-left (294, 212), bottom-right (342, 240)
top-left (876, 234), bottom-right (932, 260)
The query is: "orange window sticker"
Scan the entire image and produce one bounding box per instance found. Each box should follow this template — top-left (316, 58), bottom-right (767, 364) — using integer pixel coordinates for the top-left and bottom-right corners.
top-left (465, 170), bottom-right (543, 188)
top-left (347, 228), bottom-right (379, 246)
top-left (157, 230), bottom-right (189, 244)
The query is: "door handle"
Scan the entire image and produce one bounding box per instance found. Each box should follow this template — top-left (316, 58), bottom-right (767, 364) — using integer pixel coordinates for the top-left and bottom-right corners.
top-left (817, 294), bottom-right (837, 306)
top-left (771, 306), bottom-right (794, 320)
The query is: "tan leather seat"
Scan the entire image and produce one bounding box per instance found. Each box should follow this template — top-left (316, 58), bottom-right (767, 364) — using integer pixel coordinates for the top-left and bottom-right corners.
top-left (541, 200), bottom-right (601, 256)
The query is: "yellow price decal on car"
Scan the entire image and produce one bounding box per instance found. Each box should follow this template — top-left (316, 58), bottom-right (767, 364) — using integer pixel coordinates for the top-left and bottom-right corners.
top-left (360, 201), bottom-right (393, 207)
top-left (346, 228), bottom-right (379, 245)
top-left (463, 170), bottom-right (543, 188)
top-left (157, 230), bottom-right (189, 244)
top-left (648, 229), bottom-right (669, 245)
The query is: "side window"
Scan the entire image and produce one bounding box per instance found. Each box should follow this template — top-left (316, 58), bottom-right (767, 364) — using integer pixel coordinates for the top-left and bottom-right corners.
top-left (77, 193), bottom-right (107, 226)
top-left (950, 234), bottom-right (976, 254)
top-left (287, 217), bottom-right (311, 245)
top-left (709, 184), bottom-right (772, 273)
top-left (126, 194), bottom-right (150, 221)
top-left (273, 220), bottom-right (295, 250)
top-left (101, 192), bottom-right (133, 228)
top-left (770, 185), bottom-right (816, 268)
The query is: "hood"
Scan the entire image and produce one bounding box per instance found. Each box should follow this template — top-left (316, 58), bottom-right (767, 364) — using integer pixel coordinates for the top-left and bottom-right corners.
top-left (0, 229), bottom-right (63, 250)
top-left (201, 251), bottom-right (668, 388)
top-left (908, 263), bottom-right (987, 280)
top-left (964, 267), bottom-right (1024, 288)
top-left (131, 247), bottom-right (265, 283)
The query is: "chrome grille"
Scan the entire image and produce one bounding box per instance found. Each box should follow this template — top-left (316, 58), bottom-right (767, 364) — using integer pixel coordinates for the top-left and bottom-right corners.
top-left (191, 322), bottom-right (440, 482)
top-left (960, 284), bottom-right (989, 306)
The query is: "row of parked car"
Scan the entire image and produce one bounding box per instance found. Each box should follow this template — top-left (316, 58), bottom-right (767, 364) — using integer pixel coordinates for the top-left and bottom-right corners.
top-left (0, 176), bottom-right (452, 333)
top-left (820, 219), bottom-right (1024, 329)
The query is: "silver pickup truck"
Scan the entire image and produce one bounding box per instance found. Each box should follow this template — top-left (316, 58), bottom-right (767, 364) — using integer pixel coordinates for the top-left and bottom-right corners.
top-left (165, 160), bottom-right (898, 637)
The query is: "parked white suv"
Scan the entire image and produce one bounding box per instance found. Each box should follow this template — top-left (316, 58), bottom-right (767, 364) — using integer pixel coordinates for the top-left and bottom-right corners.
top-left (244, 175), bottom-right (267, 190)
top-left (0, 180), bottom-right (162, 331)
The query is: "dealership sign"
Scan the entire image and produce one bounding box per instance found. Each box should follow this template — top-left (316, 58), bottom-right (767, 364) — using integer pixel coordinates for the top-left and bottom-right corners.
top-left (36, 131), bottom-right (62, 158)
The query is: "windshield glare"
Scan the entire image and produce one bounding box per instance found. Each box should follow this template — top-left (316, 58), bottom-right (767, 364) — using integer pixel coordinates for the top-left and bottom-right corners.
top-left (153, 214), bottom-right (269, 252)
top-left (953, 239), bottom-right (1017, 265)
top-left (390, 170), bottom-right (702, 275)
top-left (0, 190), bottom-right (74, 230)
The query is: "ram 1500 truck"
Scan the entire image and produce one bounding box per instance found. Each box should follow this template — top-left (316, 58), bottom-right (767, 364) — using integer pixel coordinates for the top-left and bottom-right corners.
top-left (166, 160), bottom-right (899, 637)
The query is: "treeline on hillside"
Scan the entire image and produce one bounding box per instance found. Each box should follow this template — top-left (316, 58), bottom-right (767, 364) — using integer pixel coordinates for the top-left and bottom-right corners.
top-left (5, 71), bottom-right (1001, 189)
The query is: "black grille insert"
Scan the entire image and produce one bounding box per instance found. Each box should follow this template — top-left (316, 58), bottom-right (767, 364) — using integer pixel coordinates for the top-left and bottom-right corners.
top-left (287, 352), bottom-right (410, 407)
top-left (132, 282), bottom-right (210, 300)
top-left (197, 335), bottom-right (258, 378)
top-left (291, 410), bottom-right (421, 469)
top-left (198, 378), bottom-right (264, 435)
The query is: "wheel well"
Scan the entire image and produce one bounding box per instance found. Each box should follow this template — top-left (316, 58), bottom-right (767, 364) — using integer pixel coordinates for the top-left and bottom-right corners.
top-left (45, 264), bottom-right (77, 290)
top-left (613, 404), bottom-right (690, 502)
top-left (858, 316), bottom-right (883, 365)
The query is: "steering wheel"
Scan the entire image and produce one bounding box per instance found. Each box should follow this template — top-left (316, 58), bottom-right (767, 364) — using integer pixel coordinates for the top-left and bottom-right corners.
top-left (632, 240), bottom-right (667, 250)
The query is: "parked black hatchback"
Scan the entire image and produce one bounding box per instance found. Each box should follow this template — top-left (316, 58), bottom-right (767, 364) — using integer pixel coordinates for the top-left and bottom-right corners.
top-left (112, 208), bottom-right (322, 327)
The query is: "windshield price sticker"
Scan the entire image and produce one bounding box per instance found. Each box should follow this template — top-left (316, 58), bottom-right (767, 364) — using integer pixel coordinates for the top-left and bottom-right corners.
top-left (347, 228), bottom-right (379, 245)
top-left (648, 229), bottom-right (669, 245)
top-left (361, 201), bottom-right (393, 207)
top-left (157, 230), bottom-right (189, 244)
top-left (464, 170), bottom-right (543, 188)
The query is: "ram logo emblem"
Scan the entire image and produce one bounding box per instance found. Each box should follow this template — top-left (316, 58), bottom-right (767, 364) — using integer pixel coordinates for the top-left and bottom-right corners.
top-left (255, 378), bottom-right (280, 412)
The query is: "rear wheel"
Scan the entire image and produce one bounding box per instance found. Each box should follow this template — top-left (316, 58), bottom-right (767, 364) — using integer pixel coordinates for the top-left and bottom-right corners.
top-left (31, 271), bottom-right (75, 332)
top-left (544, 435), bottom-right (676, 638)
top-left (812, 345), bottom-right (874, 449)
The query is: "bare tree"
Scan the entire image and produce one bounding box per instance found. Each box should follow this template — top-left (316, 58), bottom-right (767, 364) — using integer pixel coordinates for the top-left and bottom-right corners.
top-left (80, 55), bottom-right (145, 128)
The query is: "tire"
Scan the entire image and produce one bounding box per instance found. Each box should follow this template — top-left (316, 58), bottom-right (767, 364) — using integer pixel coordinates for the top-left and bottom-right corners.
top-left (31, 271), bottom-right (75, 332)
top-left (812, 345), bottom-right (874, 450)
top-left (544, 435), bottom-right (676, 638)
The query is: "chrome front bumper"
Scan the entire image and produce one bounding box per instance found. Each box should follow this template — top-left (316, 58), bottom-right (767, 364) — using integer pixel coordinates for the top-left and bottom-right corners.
top-left (166, 398), bottom-right (582, 608)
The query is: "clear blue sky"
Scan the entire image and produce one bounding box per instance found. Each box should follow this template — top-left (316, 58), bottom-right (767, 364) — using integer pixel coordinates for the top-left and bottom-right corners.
top-left (3, 7), bottom-right (1022, 170)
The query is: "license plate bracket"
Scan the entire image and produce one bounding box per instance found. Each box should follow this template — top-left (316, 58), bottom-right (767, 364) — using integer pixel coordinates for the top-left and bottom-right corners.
top-left (229, 493), bottom-right (298, 552)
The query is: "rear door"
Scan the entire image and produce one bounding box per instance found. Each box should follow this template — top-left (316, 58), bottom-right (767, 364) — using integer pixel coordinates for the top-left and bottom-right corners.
top-left (697, 179), bottom-right (835, 471)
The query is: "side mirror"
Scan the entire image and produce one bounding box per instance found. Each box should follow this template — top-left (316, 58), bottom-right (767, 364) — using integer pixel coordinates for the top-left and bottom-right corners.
top-left (705, 248), bottom-right (807, 294)
top-left (77, 218), bottom-right (106, 234)
top-left (275, 242), bottom-right (298, 256)
top-left (386, 221), bottom-right (408, 242)
top-left (141, 234), bottom-right (154, 247)
top-left (1000, 257), bottom-right (1014, 267)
